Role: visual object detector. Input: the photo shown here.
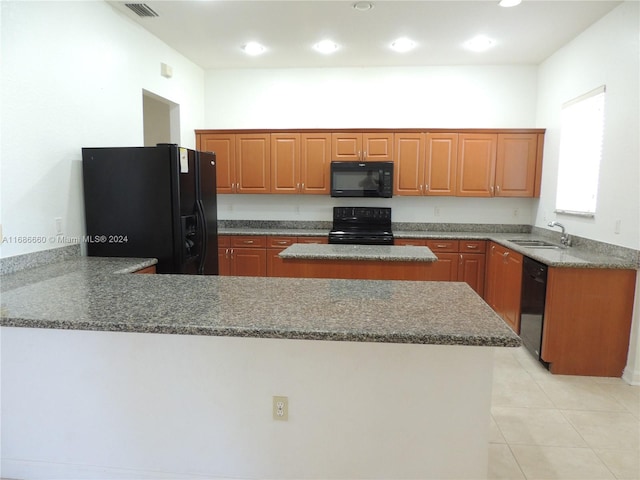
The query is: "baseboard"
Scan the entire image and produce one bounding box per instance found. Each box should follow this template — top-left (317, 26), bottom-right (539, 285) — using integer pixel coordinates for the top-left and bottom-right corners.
top-left (0, 459), bottom-right (232, 480)
top-left (622, 365), bottom-right (640, 385)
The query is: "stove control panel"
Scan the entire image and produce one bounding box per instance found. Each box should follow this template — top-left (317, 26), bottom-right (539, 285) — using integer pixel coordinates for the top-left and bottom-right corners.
top-left (333, 207), bottom-right (391, 225)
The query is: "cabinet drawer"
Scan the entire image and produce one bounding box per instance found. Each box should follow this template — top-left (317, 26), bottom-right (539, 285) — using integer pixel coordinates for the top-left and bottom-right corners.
top-left (395, 238), bottom-right (428, 246)
top-left (460, 240), bottom-right (486, 253)
top-left (426, 240), bottom-right (459, 252)
top-left (296, 236), bottom-right (328, 244)
top-left (218, 235), bottom-right (231, 247)
top-left (268, 236), bottom-right (297, 248)
top-left (230, 235), bottom-right (267, 248)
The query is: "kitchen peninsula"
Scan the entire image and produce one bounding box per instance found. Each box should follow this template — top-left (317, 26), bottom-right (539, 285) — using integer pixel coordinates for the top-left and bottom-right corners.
top-left (1, 255), bottom-right (518, 479)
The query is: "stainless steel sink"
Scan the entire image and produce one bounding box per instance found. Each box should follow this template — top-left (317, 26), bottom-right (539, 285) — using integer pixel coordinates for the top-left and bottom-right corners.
top-left (508, 239), bottom-right (564, 249)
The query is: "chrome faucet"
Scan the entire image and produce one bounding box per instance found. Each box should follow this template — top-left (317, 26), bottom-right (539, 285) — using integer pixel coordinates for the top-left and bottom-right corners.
top-left (548, 221), bottom-right (572, 247)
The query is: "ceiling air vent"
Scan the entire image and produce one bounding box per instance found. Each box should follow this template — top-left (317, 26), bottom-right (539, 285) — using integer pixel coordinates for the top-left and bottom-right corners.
top-left (125, 3), bottom-right (159, 17)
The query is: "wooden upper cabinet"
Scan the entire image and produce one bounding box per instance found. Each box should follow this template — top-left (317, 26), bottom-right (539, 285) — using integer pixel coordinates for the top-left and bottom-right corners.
top-left (197, 133), bottom-right (236, 194)
top-left (457, 133), bottom-right (497, 197)
top-left (332, 132), bottom-right (362, 160)
top-left (196, 129), bottom-right (544, 197)
top-left (236, 134), bottom-right (270, 193)
top-left (426, 133), bottom-right (457, 196)
top-left (495, 133), bottom-right (538, 197)
top-left (394, 133), bottom-right (425, 196)
top-left (271, 133), bottom-right (330, 194)
top-left (332, 132), bottom-right (393, 161)
top-left (271, 133), bottom-right (300, 194)
top-left (300, 133), bottom-right (331, 194)
top-left (363, 133), bottom-right (394, 161)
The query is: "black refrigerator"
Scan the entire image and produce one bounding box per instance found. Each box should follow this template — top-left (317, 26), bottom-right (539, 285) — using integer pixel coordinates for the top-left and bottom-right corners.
top-left (82, 144), bottom-right (218, 275)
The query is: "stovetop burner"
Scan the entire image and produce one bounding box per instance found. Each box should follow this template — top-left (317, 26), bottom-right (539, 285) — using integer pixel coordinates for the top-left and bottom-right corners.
top-left (329, 207), bottom-right (393, 245)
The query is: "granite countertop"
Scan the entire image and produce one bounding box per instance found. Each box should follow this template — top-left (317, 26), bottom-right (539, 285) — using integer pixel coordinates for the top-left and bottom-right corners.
top-left (278, 244), bottom-right (438, 262)
top-left (219, 227), bottom-right (637, 269)
top-left (0, 257), bottom-right (520, 347)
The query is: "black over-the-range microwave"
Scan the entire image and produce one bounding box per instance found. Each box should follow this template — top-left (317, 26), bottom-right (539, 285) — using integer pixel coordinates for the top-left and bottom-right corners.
top-left (330, 161), bottom-right (394, 198)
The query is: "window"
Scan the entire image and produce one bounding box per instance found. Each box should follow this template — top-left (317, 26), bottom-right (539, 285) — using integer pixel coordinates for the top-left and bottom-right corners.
top-left (555, 85), bottom-right (606, 216)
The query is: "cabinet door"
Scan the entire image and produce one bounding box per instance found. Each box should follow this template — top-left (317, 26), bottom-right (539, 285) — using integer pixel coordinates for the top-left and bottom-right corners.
top-left (236, 134), bottom-right (271, 193)
top-left (426, 253), bottom-right (459, 281)
top-left (394, 133), bottom-right (425, 196)
top-left (300, 134), bottom-right (331, 194)
top-left (363, 133), bottom-right (394, 161)
top-left (218, 247), bottom-right (231, 276)
top-left (231, 248), bottom-right (267, 276)
top-left (332, 133), bottom-right (362, 160)
top-left (271, 133), bottom-right (300, 194)
top-left (457, 134), bottom-right (497, 197)
top-left (459, 253), bottom-right (486, 297)
top-left (426, 133), bottom-right (457, 196)
top-left (484, 242), bottom-right (503, 308)
top-left (495, 133), bottom-right (537, 197)
top-left (197, 133), bottom-right (236, 193)
top-left (502, 250), bottom-right (523, 333)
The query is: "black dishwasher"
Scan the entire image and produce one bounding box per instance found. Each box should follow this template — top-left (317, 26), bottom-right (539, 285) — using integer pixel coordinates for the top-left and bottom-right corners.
top-left (520, 257), bottom-right (549, 368)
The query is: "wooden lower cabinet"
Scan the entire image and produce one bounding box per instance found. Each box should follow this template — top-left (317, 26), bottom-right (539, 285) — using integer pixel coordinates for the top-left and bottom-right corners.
top-left (541, 267), bottom-right (637, 376)
top-left (485, 242), bottom-right (523, 333)
top-left (218, 235), bottom-right (267, 276)
top-left (395, 239), bottom-right (486, 295)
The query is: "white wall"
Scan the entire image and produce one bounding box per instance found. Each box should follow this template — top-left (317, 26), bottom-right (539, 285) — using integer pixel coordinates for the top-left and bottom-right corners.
top-left (0, 1), bottom-right (205, 258)
top-left (533, 2), bottom-right (640, 384)
top-left (534, 1), bottom-right (640, 251)
top-left (204, 65), bottom-right (539, 223)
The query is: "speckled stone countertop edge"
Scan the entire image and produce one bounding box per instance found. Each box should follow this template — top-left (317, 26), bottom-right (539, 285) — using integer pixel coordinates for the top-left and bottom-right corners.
top-left (111, 258), bottom-right (158, 274)
top-left (278, 244), bottom-right (438, 262)
top-left (0, 317), bottom-right (521, 347)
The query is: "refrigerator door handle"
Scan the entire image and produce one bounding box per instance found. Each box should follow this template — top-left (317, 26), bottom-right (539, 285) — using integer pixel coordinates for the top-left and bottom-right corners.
top-left (196, 200), bottom-right (207, 274)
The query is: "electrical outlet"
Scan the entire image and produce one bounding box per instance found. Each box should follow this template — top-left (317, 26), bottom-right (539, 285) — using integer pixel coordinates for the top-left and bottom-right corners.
top-left (273, 396), bottom-right (288, 421)
top-left (614, 219), bottom-right (621, 234)
top-left (513, 208), bottom-right (519, 218)
top-left (55, 217), bottom-right (63, 235)
top-left (434, 206), bottom-right (440, 217)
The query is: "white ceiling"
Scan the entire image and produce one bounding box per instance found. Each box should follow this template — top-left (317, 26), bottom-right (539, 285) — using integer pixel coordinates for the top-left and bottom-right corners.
top-left (108, 0), bottom-right (621, 69)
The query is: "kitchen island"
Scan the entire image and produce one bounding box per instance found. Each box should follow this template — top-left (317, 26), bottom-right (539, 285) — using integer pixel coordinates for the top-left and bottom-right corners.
top-left (277, 243), bottom-right (439, 280)
top-left (1, 256), bottom-right (519, 479)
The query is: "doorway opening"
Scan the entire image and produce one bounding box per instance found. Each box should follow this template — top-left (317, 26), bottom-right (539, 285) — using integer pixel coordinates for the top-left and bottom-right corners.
top-left (142, 90), bottom-right (180, 146)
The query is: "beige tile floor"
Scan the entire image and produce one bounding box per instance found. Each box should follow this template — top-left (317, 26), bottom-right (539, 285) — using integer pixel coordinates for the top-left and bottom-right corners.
top-left (489, 347), bottom-right (640, 480)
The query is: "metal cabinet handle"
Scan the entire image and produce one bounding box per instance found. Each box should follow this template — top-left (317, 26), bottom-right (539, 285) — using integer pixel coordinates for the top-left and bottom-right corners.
top-left (244, 240), bottom-right (254, 244)
top-left (496, 185), bottom-right (501, 193)
top-left (425, 184), bottom-right (428, 193)
top-left (436, 244), bottom-right (448, 248)
top-left (490, 185), bottom-right (494, 194)
top-left (466, 245), bottom-right (478, 250)
top-left (276, 241), bottom-right (288, 245)
top-left (301, 183), bottom-right (305, 190)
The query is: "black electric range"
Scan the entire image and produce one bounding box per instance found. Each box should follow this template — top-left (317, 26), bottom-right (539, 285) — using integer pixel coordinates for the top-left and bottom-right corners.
top-left (328, 207), bottom-right (393, 245)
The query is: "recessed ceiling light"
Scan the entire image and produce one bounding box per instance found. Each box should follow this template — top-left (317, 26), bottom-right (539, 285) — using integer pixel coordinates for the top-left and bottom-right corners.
top-left (353, 1), bottom-right (374, 11)
top-left (313, 39), bottom-right (339, 54)
top-left (242, 42), bottom-right (266, 56)
top-left (390, 37), bottom-right (416, 53)
top-left (499, 0), bottom-right (522, 6)
top-left (463, 35), bottom-right (496, 52)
